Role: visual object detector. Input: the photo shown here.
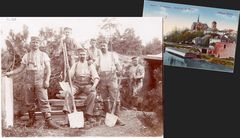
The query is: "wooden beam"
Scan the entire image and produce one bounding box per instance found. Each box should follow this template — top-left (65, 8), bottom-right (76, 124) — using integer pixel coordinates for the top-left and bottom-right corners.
top-left (1, 77), bottom-right (14, 128)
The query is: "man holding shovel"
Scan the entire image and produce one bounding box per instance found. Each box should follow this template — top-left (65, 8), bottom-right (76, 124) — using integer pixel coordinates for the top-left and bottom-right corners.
top-left (4, 36), bottom-right (61, 129)
top-left (98, 42), bottom-right (125, 126)
top-left (62, 27), bottom-right (79, 67)
top-left (62, 47), bottom-right (100, 125)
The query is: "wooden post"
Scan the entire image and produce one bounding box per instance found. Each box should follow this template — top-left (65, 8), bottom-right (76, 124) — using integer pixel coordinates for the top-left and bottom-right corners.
top-left (1, 76), bottom-right (14, 128)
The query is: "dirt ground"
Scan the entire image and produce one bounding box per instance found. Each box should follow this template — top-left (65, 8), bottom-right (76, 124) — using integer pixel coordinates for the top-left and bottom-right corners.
top-left (2, 109), bottom-right (163, 137)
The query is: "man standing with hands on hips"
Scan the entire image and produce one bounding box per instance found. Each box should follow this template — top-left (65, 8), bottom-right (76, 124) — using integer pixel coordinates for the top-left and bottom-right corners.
top-left (4, 36), bottom-right (61, 129)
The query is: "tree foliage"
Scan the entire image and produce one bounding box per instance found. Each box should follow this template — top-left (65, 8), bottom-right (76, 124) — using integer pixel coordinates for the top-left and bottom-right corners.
top-left (165, 28), bottom-right (204, 43)
top-left (142, 38), bottom-right (162, 55)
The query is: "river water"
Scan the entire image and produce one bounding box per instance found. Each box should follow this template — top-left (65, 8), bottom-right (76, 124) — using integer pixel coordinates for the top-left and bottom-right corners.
top-left (164, 52), bottom-right (233, 73)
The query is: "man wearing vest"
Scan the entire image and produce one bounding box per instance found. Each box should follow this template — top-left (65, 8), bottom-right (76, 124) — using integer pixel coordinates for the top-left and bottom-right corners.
top-left (62, 48), bottom-right (100, 124)
top-left (98, 42), bottom-right (125, 126)
top-left (4, 36), bottom-right (61, 129)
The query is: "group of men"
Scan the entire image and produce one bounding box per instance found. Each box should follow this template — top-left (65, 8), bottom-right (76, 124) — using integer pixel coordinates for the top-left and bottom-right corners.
top-left (4, 27), bottom-right (145, 129)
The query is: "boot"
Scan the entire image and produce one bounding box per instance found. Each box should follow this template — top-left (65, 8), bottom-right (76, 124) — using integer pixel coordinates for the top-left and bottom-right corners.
top-left (43, 112), bottom-right (61, 129)
top-left (84, 114), bottom-right (96, 124)
top-left (116, 118), bottom-right (125, 126)
top-left (26, 111), bottom-right (36, 127)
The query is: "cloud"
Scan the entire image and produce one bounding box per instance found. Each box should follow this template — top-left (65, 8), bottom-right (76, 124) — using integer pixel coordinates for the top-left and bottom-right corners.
top-left (182, 8), bottom-right (199, 13)
top-left (172, 6), bottom-right (199, 14)
top-left (143, 6), bottom-right (168, 19)
top-left (158, 6), bottom-right (169, 16)
top-left (216, 11), bottom-right (239, 20)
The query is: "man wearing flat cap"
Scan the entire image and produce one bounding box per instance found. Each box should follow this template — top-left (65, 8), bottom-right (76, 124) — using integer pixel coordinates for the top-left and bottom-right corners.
top-left (62, 47), bottom-right (100, 124)
top-left (4, 36), bottom-right (61, 129)
top-left (98, 42), bottom-right (125, 126)
top-left (62, 27), bottom-right (79, 67)
top-left (129, 56), bottom-right (145, 109)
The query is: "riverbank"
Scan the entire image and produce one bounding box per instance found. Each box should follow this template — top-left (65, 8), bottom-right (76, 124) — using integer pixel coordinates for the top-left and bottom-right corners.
top-left (164, 42), bottom-right (234, 69)
top-left (164, 52), bottom-right (233, 73)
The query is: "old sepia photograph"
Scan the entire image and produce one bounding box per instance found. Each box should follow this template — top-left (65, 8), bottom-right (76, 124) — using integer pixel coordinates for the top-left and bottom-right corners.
top-left (1, 17), bottom-right (163, 137)
top-left (143, 0), bottom-right (240, 73)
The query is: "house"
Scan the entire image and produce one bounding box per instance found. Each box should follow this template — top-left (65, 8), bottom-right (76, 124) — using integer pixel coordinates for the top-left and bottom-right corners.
top-left (212, 42), bottom-right (236, 58)
top-left (142, 53), bottom-right (162, 91)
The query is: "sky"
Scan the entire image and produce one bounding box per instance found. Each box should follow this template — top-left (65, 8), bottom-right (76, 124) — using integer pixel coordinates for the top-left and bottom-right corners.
top-left (143, 0), bottom-right (240, 35)
top-left (0, 17), bottom-right (163, 49)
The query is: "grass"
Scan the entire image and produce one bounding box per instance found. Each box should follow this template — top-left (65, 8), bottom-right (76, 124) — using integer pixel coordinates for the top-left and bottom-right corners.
top-left (201, 54), bottom-right (234, 68)
top-left (2, 119), bottom-right (85, 137)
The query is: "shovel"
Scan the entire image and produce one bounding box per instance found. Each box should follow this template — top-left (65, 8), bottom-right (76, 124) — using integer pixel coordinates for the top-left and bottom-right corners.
top-left (60, 40), bottom-right (84, 128)
top-left (105, 91), bottom-right (119, 127)
top-left (59, 81), bottom-right (84, 128)
top-left (67, 90), bottom-right (84, 128)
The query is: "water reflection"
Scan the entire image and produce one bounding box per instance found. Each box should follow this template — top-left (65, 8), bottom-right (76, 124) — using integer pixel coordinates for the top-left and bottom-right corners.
top-left (164, 52), bottom-right (233, 73)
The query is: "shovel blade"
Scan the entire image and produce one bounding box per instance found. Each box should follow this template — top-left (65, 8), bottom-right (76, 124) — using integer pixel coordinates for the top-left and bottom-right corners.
top-left (68, 111), bottom-right (84, 128)
top-left (105, 113), bottom-right (118, 127)
top-left (59, 81), bottom-right (71, 92)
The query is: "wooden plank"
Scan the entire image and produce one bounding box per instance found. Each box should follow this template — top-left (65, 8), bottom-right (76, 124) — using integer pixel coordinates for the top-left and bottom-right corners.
top-left (24, 110), bottom-right (65, 116)
top-left (51, 106), bottom-right (84, 111)
top-left (23, 109), bottom-right (85, 116)
top-left (48, 99), bottom-right (86, 107)
top-left (1, 76), bottom-right (14, 128)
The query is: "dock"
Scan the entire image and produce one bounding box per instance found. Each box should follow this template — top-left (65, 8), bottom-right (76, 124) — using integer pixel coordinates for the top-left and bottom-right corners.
top-left (165, 47), bottom-right (188, 57)
top-left (165, 47), bottom-right (197, 58)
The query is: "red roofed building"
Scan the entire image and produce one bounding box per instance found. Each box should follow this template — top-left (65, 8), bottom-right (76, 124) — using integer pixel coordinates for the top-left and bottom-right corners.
top-left (212, 42), bottom-right (236, 58)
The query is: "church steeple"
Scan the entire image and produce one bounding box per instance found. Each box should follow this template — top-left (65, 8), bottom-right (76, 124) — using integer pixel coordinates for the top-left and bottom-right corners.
top-left (197, 15), bottom-right (200, 23)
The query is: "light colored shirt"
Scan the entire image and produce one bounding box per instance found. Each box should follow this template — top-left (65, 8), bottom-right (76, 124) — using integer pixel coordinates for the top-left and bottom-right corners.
top-left (99, 52), bottom-right (120, 72)
top-left (70, 61), bottom-right (99, 80)
top-left (88, 47), bottom-right (102, 66)
top-left (21, 50), bottom-right (50, 70)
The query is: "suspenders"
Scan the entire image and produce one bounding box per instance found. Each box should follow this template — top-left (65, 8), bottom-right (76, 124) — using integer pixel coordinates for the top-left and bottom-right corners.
top-left (27, 51), bottom-right (44, 69)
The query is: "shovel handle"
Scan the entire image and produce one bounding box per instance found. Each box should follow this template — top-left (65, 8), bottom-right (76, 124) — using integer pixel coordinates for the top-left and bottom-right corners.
top-left (111, 89), bottom-right (120, 114)
top-left (111, 101), bottom-right (117, 114)
top-left (62, 40), bottom-right (77, 113)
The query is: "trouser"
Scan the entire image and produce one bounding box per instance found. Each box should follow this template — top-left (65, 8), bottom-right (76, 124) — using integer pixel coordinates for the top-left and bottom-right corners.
top-left (103, 101), bottom-right (121, 116)
top-left (68, 55), bottom-right (75, 68)
top-left (67, 51), bottom-right (76, 68)
top-left (63, 84), bottom-right (96, 116)
top-left (132, 81), bottom-right (143, 96)
top-left (98, 71), bottom-right (120, 115)
top-left (24, 70), bottom-right (51, 113)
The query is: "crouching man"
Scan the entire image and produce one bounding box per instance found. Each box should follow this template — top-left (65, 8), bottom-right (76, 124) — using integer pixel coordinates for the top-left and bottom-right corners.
top-left (62, 48), bottom-right (100, 124)
top-left (4, 36), bottom-right (61, 129)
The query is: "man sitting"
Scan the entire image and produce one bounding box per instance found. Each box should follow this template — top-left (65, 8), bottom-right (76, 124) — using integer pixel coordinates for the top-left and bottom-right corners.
top-left (62, 48), bottom-right (100, 125)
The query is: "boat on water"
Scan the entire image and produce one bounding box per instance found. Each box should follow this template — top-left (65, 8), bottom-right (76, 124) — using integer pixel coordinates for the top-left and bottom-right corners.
top-left (165, 47), bottom-right (199, 59)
